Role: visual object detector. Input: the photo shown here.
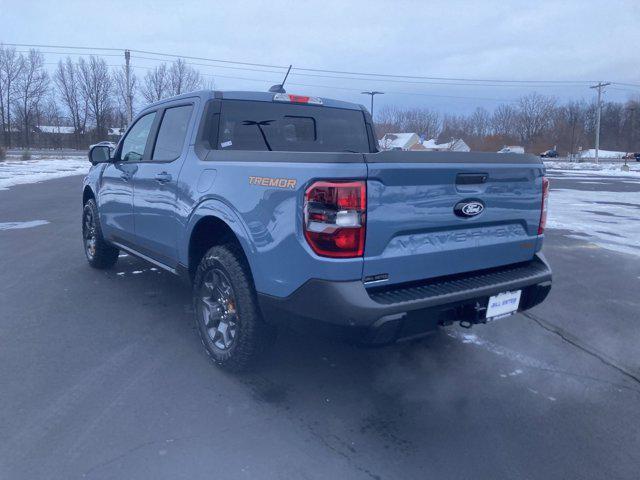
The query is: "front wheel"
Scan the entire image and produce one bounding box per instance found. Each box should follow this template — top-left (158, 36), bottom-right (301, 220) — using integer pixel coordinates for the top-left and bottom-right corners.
top-left (193, 244), bottom-right (274, 371)
top-left (82, 199), bottom-right (119, 269)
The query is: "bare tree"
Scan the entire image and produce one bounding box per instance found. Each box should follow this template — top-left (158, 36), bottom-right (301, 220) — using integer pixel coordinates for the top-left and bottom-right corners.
top-left (375, 105), bottom-right (441, 139)
top-left (14, 49), bottom-right (49, 147)
top-left (403, 108), bottom-right (441, 139)
top-left (113, 65), bottom-right (138, 125)
top-left (491, 104), bottom-right (518, 138)
top-left (516, 92), bottom-right (556, 147)
top-left (0, 46), bottom-right (24, 147)
top-left (78, 56), bottom-right (112, 137)
top-left (141, 63), bottom-right (169, 103)
top-left (470, 107), bottom-right (491, 137)
top-left (54, 57), bottom-right (87, 148)
top-left (168, 59), bottom-right (201, 96)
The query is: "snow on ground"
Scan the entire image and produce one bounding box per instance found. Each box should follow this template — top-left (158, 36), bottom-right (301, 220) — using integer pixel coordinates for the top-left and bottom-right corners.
top-left (578, 149), bottom-right (626, 159)
top-left (0, 157), bottom-right (90, 191)
top-left (544, 161), bottom-right (640, 256)
top-left (544, 161), bottom-right (640, 177)
top-left (547, 187), bottom-right (640, 257)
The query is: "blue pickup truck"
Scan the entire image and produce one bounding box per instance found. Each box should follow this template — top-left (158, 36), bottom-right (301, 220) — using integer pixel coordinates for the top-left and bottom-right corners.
top-left (83, 90), bottom-right (552, 370)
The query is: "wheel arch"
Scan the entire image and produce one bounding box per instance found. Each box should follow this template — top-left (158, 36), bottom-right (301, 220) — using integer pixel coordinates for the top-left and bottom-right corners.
top-left (186, 206), bottom-right (257, 284)
top-left (82, 185), bottom-right (95, 205)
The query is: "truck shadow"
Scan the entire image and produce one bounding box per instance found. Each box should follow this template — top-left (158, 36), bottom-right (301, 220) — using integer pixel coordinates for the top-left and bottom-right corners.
top-left (109, 254), bottom-right (544, 477)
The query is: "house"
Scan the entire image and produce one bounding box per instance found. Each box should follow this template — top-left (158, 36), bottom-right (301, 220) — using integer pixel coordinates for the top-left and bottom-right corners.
top-left (108, 127), bottom-right (125, 137)
top-left (34, 125), bottom-right (76, 135)
top-left (379, 133), bottom-right (420, 151)
top-left (421, 138), bottom-right (470, 152)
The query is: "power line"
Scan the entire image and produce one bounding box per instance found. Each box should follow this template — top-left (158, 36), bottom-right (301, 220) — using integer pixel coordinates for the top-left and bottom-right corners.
top-left (34, 49), bottom-right (610, 90)
top-left (2, 41), bottom-right (622, 87)
top-left (26, 48), bottom-right (591, 88)
top-left (12, 42), bottom-right (638, 106)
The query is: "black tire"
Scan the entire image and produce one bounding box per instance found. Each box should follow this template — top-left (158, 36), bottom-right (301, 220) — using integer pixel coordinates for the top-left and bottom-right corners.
top-left (82, 199), bottom-right (119, 269)
top-left (193, 244), bottom-right (273, 372)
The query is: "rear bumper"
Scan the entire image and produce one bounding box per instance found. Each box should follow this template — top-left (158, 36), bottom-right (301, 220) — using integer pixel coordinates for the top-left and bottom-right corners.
top-left (258, 254), bottom-right (552, 343)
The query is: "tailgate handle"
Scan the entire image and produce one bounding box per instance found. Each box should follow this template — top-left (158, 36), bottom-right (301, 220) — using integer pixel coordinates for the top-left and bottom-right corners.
top-left (456, 173), bottom-right (488, 185)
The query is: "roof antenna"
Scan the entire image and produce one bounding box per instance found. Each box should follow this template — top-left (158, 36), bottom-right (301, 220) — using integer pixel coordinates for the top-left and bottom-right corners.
top-left (269, 65), bottom-right (292, 93)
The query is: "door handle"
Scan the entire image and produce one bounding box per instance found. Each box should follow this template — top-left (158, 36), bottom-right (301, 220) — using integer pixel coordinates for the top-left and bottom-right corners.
top-left (456, 173), bottom-right (488, 185)
top-left (120, 173), bottom-right (131, 181)
top-left (155, 172), bottom-right (172, 183)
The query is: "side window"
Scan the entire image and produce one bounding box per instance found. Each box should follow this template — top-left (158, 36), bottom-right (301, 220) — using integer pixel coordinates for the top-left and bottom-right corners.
top-left (152, 105), bottom-right (194, 161)
top-left (120, 112), bottom-right (156, 162)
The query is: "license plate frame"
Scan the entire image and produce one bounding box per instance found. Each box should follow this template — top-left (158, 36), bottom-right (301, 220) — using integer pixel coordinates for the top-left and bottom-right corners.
top-left (486, 290), bottom-right (522, 320)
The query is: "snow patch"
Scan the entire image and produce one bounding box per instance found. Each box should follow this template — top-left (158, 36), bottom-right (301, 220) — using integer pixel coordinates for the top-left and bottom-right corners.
top-left (544, 161), bottom-right (640, 177)
top-left (548, 188), bottom-right (640, 257)
top-left (448, 330), bottom-right (550, 370)
top-left (0, 158), bottom-right (89, 190)
top-left (0, 220), bottom-right (49, 230)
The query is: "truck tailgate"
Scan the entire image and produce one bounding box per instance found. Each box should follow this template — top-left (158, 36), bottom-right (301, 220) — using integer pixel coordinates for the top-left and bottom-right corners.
top-left (363, 151), bottom-right (545, 286)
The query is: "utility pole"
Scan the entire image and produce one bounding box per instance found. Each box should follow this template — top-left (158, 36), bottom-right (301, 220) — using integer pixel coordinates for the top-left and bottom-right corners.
top-left (590, 81), bottom-right (610, 164)
top-left (623, 106), bottom-right (636, 171)
top-left (629, 106), bottom-right (636, 151)
top-left (361, 91), bottom-right (384, 119)
top-left (124, 49), bottom-right (133, 124)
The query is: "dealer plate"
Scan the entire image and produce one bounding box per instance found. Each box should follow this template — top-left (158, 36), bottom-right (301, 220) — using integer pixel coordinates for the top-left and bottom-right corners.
top-left (486, 290), bottom-right (522, 319)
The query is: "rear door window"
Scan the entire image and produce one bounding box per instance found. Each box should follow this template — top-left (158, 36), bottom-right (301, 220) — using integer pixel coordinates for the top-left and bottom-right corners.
top-left (152, 104), bottom-right (194, 161)
top-left (217, 100), bottom-right (369, 153)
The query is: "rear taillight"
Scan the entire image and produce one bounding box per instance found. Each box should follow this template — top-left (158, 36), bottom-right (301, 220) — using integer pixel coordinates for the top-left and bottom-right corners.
top-left (538, 176), bottom-right (550, 235)
top-left (303, 180), bottom-right (366, 258)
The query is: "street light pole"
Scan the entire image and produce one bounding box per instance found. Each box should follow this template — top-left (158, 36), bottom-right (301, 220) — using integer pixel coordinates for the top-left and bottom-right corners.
top-left (361, 91), bottom-right (384, 119)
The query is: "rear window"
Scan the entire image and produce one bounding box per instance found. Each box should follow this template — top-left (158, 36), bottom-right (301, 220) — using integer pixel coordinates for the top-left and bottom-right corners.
top-left (215, 100), bottom-right (370, 153)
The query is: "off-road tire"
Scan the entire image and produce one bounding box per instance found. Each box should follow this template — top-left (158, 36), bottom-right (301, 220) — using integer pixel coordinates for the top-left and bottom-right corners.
top-left (193, 244), bottom-right (274, 372)
top-left (82, 199), bottom-right (119, 269)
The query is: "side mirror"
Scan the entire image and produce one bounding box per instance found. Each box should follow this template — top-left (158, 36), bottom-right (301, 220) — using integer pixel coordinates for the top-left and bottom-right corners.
top-left (88, 145), bottom-right (114, 165)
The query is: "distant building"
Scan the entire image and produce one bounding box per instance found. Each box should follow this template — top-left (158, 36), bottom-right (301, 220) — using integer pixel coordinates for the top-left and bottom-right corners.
top-left (34, 125), bottom-right (75, 135)
top-left (379, 133), bottom-right (420, 150)
top-left (420, 138), bottom-right (470, 152)
top-left (108, 127), bottom-right (125, 137)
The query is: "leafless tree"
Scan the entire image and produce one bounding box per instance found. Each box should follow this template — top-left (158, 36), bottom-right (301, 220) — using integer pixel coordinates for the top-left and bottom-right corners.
top-left (113, 65), bottom-right (138, 125)
top-left (516, 92), bottom-right (556, 147)
top-left (168, 59), bottom-right (202, 96)
top-left (141, 63), bottom-right (169, 103)
top-left (375, 105), bottom-right (441, 139)
top-left (470, 107), bottom-right (491, 137)
top-left (78, 56), bottom-right (112, 137)
top-left (0, 46), bottom-right (24, 147)
top-left (440, 114), bottom-right (473, 140)
top-left (14, 49), bottom-right (49, 147)
top-left (491, 104), bottom-right (518, 137)
top-left (54, 57), bottom-right (88, 148)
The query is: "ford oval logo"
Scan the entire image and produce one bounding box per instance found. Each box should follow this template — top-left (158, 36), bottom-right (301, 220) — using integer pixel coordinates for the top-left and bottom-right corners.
top-left (454, 200), bottom-right (485, 218)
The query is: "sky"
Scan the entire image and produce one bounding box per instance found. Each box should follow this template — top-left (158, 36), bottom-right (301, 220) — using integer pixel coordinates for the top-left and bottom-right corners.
top-left (1, 0), bottom-right (639, 114)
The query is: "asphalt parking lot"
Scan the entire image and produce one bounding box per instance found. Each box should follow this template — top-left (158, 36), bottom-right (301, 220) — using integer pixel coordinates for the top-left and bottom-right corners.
top-left (1, 173), bottom-right (639, 480)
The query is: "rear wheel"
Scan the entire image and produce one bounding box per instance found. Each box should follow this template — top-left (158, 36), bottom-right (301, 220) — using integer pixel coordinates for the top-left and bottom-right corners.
top-left (82, 199), bottom-right (119, 269)
top-left (193, 244), bottom-right (273, 371)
